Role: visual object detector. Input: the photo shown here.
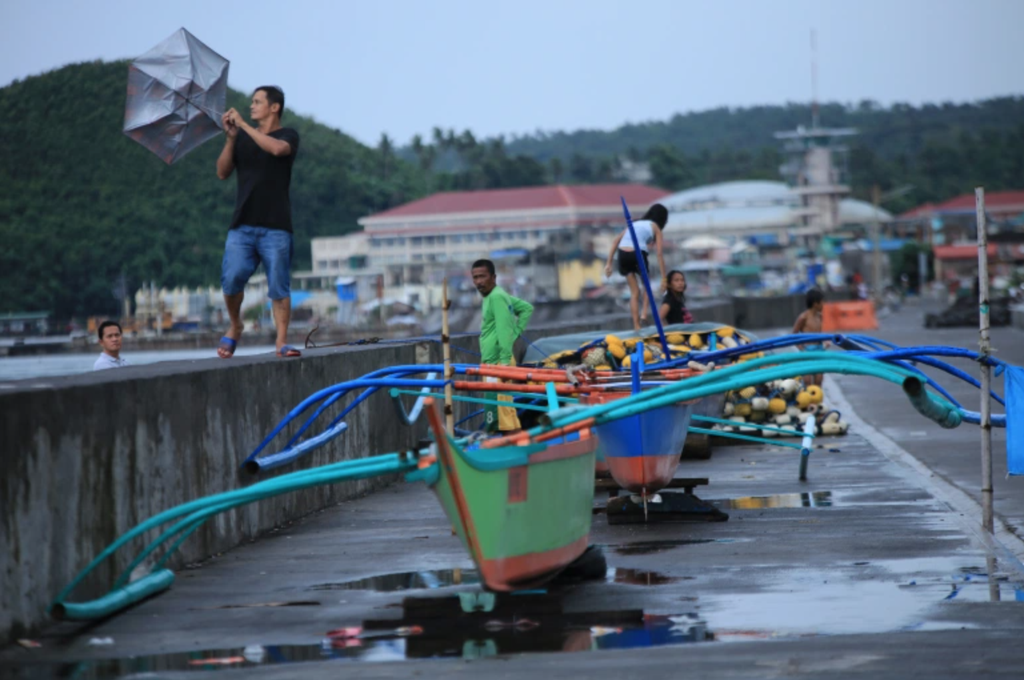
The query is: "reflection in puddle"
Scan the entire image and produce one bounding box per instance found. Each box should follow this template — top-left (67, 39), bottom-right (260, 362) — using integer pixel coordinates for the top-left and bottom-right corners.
top-left (312, 563), bottom-right (688, 593)
top-left (606, 539), bottom-right (733, 555)
top-left (716, 491), bottom-right (833, 510)
top-left (310, 569), bottom-right (480, 592)
top-left (608, 568), bottom-right (684, 586)
top-left (47, 610), bottom-right (711, 676)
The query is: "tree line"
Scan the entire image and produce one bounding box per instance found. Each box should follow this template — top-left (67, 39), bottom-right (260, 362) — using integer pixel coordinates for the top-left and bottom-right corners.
top-left (1, 60), bottom-right (1021, 319)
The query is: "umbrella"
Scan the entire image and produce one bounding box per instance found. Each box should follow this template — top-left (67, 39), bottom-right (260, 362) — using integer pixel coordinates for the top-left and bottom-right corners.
top-left (680, 235), bottom-right (730, 251)
top-left (123, 28), bottom-right (229, 164)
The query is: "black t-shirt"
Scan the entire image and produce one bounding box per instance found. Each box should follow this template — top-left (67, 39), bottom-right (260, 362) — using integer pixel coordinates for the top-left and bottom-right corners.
top-left (230, 127), bottom-right (300, 232)
top-left (661, 290), bottom-right (690, 324)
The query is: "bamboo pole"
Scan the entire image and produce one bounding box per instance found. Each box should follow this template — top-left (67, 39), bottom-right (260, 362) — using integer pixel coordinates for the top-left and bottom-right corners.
top-left (442, 278), bottom-right (454, 436)
top-left (872, 184), bottom-right (883, 304)
top-left (976, 187), bottom-right (994, 534)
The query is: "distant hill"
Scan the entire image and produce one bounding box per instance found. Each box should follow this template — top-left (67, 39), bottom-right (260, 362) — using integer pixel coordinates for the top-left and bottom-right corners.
top-left (0, 60), bottom-right (427, 318)
top-left (398, 97), bottom-right (1024, 216)
top-left (504, 99), bottom-right (1024, 162)
top-left (500, 98), bottom-right (1024, 207)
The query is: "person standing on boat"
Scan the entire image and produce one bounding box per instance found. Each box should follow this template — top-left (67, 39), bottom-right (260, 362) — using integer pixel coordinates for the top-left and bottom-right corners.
top-left (659, 270), bottom-right (694, 325)
top-left (215, 86), bottom-right (302, 359)
top-left (604, 203), bottom-right (668, 332)
top-left (472, 259), bottom-right (534, 433)
top-left (93, 321), bottom-right (129, 370)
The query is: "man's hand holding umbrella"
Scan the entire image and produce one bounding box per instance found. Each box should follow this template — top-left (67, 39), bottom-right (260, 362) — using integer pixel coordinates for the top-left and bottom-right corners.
top-left (222, 109), bottom-right (239, 139)
top-left (222, 102), bottom-right (293, 157)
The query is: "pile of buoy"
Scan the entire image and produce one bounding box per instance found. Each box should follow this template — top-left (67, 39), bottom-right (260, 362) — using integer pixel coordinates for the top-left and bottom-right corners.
top-left (718, 378), bottom-right (850, 437)
top-left (538, 326), bottom-right (759, 371)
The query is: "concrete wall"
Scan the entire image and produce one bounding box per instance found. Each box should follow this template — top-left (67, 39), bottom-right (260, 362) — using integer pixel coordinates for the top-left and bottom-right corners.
top-left (0, 316), bottom-right (630, 642)
top-left (731, 294), bottom-right (806, 331)
top-left (433, 296), bottom-right (806, 336)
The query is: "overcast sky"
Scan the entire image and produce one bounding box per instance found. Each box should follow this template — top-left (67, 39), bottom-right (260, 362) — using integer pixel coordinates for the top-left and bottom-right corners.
top-left (3, 0), bottom-right (1023, 146)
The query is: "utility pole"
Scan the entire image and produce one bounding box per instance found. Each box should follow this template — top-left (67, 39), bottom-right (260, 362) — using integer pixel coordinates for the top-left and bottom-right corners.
top-left (976, 188), bottom-right (993, 534)
top-left (872, 185), bottom-right (883, 303)
top-left (869, 184), bottom-right (914, 302)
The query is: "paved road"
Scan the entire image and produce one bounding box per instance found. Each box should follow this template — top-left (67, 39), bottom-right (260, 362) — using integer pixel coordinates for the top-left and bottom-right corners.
top-left (832, 299), bottom-right (1024, 556)
top-left (3, 304), bottom-right (1024, 678)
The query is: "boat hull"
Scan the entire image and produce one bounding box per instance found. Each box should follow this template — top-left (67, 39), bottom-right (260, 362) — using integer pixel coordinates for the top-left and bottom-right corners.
top-left (586, 393), bottom-right (693, 493)
top-left (426, 406), bottom-right (597, 592)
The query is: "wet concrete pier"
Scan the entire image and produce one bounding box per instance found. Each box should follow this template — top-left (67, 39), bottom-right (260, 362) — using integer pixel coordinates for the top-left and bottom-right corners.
top-left (3, 307), bottom-right (1024, 678)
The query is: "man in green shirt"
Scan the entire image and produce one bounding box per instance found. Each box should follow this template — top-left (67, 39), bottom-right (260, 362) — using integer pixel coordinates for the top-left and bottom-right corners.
top-left (472, 259), bottom-right (534, 432)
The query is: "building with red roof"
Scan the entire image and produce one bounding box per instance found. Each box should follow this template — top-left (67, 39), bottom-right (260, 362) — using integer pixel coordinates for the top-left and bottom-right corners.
top-left (903, 191), bottom-right (1024, 220)
top-left (896, 191), bottom-right (1024, 245)
top-left (353, 183), bottom-right (668, 269)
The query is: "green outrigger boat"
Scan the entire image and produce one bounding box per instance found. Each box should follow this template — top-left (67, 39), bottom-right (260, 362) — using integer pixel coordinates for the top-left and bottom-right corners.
top-left (413, 401), bottom-right (598, 592)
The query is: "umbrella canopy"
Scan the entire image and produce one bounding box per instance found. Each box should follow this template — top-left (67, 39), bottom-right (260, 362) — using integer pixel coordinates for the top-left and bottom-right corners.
top-left (123, 28), bottom-right (229, 164)
top-left (680, 235), bottom-right (730, 251)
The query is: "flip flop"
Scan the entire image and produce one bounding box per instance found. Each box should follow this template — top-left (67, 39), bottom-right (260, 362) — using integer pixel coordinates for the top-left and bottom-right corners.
top-left (218, 336), bottom-right (237, 358)
top-left (276, 344), bottom-right (301, 358)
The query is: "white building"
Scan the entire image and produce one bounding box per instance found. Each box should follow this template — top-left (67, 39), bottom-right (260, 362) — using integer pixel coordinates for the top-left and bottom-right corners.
top-left (311, 232), bottom-right (370, 276)
top-left (659, 180), bottom-right (891, 244)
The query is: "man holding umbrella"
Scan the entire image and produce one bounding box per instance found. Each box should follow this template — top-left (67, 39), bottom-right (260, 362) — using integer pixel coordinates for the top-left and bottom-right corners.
top-left (216, 86), bottom-right (302, 358)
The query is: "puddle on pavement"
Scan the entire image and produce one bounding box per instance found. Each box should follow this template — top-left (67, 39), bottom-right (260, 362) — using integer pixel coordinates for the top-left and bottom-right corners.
top-left (310, 569), bottom-right (481, 592)
top-left (607, 568), bottom-right (684, 586)
top-left (42, 609), bottom-right (712, 677)
top-left (698, 561), bottom-right (1024, 639)
top-left (715, 490), bottom-right (833, 510)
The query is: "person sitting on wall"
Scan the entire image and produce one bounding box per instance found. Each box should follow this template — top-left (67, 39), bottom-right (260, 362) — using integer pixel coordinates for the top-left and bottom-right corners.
top-left (93, 321), bottom-right (129, 371)
top-left (660, 269), bottom-right (694, 325)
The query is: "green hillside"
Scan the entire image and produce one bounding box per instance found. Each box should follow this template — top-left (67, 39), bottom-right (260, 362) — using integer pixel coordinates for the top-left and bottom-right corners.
top-left (0, 60), bottom-right (427, 318)
top-left (501, 99), bottom-right (1024, 207)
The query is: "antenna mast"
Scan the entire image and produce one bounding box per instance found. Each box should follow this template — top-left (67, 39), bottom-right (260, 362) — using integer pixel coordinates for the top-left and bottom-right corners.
top-left (811, 29), bottom-right (820, 129)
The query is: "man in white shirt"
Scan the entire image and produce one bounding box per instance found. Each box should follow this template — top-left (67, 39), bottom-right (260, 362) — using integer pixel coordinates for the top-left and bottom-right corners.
top-left (93, 321), bottom-right (129, 371)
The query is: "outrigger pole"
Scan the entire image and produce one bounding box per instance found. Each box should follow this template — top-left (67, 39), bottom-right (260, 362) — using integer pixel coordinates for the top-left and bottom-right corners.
top-left (442, 277), bottom-right (455, 435)
top-left (621, 197), bottom-right (671, 358)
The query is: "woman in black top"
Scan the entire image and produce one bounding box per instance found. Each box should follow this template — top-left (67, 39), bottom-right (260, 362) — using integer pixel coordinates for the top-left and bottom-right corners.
top-left (660, 270), bottom-right (693, 324)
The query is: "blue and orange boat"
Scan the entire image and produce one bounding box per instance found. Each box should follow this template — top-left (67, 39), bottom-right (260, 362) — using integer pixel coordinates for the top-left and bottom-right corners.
top-left (583, 390), bottom-right (693, 494)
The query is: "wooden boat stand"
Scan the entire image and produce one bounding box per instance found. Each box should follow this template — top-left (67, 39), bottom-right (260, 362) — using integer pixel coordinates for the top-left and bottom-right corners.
top-left (595, 476), bottom-right (729, 525)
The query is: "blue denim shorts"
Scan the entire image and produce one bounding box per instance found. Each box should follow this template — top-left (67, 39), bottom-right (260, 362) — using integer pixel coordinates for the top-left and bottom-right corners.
top-left (221, 225), bottom-right (293, 300)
